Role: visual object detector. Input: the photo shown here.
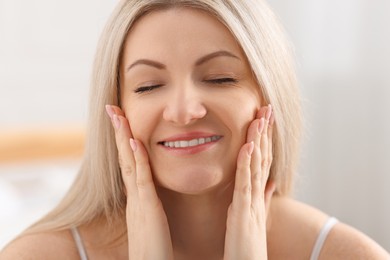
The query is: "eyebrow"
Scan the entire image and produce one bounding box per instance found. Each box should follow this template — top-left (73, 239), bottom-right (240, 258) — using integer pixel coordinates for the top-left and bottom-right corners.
top-left (194, 50), bottom-right (240, 66)
top-left (126, 50), bottom-right (240, 72)
top-left (126, 59), bottom-right (166, 72)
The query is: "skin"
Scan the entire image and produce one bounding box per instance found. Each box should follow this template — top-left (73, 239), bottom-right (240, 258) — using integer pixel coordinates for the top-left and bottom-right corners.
top-left (1, 7), bottom-right (389, 260)
top-left (114, 8), bottom-right (275, 259)
top-left (120, 8), bottom-right (262, 195)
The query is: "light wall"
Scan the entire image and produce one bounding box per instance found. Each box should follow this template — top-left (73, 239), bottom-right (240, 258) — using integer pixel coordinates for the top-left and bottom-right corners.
top-left (269, 0), bottom-right (390, 250)
top-left (1, 0), bottom-right (389, 251)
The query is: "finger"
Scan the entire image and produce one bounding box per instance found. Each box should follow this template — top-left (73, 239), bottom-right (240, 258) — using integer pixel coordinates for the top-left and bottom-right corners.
top-left (268, 112), bottom-right (274, 172)
top-left (256, 106), bottom-right (269, 120)
top-left (106, 105), bottom-right (133, 140)
top-left (246, 118), bottom-right (263, 177)
top-left (232, 142), bottom-right (254, 211)
top-left (249, 105), bottom-right (269, 204)
top-left (110, 105), bottom-right (126, 117)
top-left (250, 118), bottom-right (265, 203)
top-left (130, 138), bottom-right (161, 211)
top-left (261, 105), bottom-right (272, 179)
top-left (116, 115), bottom-right (138, 198)
top-left (105, 106), bottom-right (137, 197)
top-left (108, 104), bottom-right (134, 139)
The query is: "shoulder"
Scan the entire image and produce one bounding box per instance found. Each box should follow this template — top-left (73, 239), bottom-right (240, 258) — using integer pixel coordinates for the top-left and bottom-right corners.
top-left (267, 196), bottom-right (329, 259)
top-left (321, 221), bottom-right (389, 259)
top-left (267, 196), bottom-right (389, 259)
top-left (0, 230), bottom-right (79, 259)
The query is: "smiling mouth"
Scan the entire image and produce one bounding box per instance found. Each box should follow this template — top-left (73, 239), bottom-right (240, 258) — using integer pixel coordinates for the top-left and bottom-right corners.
top-left (159, 136), bottom-right (222, 148)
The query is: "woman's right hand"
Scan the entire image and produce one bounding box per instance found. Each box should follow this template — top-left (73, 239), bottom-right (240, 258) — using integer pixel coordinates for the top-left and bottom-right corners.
top-left (106, 105), bottom-right (174, 260)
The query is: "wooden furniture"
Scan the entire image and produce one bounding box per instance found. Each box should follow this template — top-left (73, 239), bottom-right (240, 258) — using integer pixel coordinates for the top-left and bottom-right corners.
top-left (0, 126), bottom-right (85, 163)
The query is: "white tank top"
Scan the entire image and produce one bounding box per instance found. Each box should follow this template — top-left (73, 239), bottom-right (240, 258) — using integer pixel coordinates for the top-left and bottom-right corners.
top-left (71, 217), bottom-right (338, 260)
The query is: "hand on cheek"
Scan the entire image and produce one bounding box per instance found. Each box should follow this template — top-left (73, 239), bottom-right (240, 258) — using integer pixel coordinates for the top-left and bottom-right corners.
top-left (105, 105), bottom-right (174, 259)
top-left (105, 104), bottom-right (276, 259)
top-left (223, 105), bottom-right (276, 260)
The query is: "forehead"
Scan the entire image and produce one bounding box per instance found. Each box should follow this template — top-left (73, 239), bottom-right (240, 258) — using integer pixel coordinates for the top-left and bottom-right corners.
top-left (122, 7), bottom-right (245, 64)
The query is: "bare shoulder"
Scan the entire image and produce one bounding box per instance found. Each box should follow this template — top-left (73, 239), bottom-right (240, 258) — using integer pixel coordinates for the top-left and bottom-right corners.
top-left (321, 222), bottom-right (389, 259)
top-left (267, 196), bottom-right (330, 259)
top-left (0, 230), bottom-right (79, 260)
top-left (267, 196), bottom-right (389, 259)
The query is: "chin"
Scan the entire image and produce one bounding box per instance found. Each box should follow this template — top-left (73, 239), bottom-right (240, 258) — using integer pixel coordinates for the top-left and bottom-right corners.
top-left (154, 167), bottom-right (225, 195)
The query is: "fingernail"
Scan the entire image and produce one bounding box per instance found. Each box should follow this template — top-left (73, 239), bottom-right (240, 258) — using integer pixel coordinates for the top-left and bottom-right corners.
top-left (258, 118), bottom-right (265, 133)
top-left (248, 141), bottom-right (254, 156)
top-left (266, 104), bottom-right (272, 120)
top-left (129, 138), bottom-right (137, 152)
top-left (105, 105), bottom-right (114, 119)
top-left (113, 114), bottom-right (121, 130)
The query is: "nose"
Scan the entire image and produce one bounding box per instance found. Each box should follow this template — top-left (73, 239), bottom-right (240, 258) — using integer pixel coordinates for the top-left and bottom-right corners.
top-left (162, 85), bottom-right (207, 125)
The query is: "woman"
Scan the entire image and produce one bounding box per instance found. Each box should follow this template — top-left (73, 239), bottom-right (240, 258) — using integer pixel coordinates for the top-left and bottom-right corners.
top-left (1, 0), bottom-right (389, 259)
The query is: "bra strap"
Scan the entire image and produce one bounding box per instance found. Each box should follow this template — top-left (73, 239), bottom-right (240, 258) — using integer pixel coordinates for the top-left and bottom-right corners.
top-left (310, 217), bottom-right (338, 260)
top-left (70, 226), bottom-right (88, 260)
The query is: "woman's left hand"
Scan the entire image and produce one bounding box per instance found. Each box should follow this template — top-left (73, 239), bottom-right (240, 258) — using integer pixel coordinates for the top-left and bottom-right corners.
top-left (223, 105), bottom-right (276, 260)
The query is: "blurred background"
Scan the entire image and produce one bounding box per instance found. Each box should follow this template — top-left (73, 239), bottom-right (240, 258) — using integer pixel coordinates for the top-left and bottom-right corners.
top-left (0, 0), bottom-right (389, 251)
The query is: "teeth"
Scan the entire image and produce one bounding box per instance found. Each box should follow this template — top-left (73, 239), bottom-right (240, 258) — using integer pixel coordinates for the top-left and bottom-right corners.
top-left (189, 139), bottom-right (198, 146)
top-left (162, 136), bottom-right (221, 148)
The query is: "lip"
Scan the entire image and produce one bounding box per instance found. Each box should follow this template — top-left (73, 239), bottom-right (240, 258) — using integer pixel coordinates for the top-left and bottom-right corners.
top-left (158, 132), bottom-right (220, 142)
top-left (158, 132), bottom-right (223, 155)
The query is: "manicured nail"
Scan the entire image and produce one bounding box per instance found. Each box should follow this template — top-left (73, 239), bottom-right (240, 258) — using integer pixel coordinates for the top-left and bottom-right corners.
top-left (129, 138), bottom-right (137, 152)
top-left (105, 105), bottom-right (114, 119)
top-left (258, 118), bottom-right (265, 133)
top-left (113, 114), bottom-right (121, 130)
top-left (248, 141), bottom-right (254, 156)
top-left (266, 104), bottom-right (272, 120)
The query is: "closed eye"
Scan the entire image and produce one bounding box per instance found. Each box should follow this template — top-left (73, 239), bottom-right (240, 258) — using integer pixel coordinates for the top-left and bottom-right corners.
top-left (134, 84), bottom-right (163, 94)
top-left (206, 78), bottom-right (238, 84)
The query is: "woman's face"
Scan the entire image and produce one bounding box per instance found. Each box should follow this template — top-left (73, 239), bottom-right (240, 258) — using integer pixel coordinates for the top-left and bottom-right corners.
top-left (120, 8), bottom-right (261, 194)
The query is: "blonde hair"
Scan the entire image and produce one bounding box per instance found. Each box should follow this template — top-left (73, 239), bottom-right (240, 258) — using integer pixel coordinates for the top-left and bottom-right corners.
top-left (25, 0), bottom-right (302, 235)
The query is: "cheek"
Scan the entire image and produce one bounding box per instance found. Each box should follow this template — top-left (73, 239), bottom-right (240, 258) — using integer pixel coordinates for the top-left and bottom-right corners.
top-left (217, 91), bottom-right (259, 136)
top-left (122, 99), bottom-right (159, 146)
top-left (230, 104), bottom-right (257, 148)
top-left (208, 90), bottom-right (258, 170)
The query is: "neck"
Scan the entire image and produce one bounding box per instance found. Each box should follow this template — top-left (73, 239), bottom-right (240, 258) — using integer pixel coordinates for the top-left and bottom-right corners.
top-left (157, 181), bottom-right (234, 259)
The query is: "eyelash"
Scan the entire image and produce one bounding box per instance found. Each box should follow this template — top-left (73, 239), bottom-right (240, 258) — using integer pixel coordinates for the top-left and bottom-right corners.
top-left (205, 78), bottom-right (238, 85)
top-left (134, 84), bottom-right (163, 94)
top-left (134, 78), bottom-right (238, 94)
